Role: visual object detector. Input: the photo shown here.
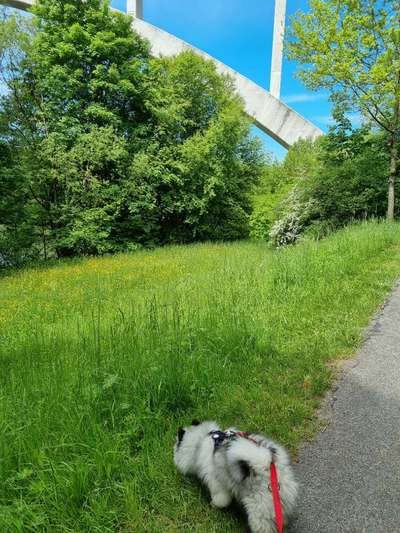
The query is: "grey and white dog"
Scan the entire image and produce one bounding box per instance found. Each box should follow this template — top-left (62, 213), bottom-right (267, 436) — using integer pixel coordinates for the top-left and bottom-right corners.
top-left (174, 420), bottom-right (298, 533)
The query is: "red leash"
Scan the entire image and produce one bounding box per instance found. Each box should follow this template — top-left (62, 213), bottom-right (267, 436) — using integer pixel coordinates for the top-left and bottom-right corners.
top-left (270, 462), bottom-right (284, 533)
top-left (236, 432), bottom-right (284, 533)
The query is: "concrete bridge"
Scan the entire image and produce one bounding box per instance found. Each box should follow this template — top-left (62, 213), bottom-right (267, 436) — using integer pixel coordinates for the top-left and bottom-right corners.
top-left (1, 0), bottom-right (323, 149)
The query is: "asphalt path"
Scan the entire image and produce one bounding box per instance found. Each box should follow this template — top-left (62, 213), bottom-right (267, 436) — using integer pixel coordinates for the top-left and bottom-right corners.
top-left (290, 283), bottom-right (400, 533)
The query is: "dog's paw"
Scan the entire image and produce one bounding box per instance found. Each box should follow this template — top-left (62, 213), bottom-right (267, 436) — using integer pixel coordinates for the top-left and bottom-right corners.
top-left (211, 491), bottom-right (232, 508)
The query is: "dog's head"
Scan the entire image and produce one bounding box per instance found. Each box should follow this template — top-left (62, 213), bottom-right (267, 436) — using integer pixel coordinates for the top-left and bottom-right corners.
top-left (176, 419), bottom-right (201, 447)
top-left (173, 419), bottom-right (219, 475)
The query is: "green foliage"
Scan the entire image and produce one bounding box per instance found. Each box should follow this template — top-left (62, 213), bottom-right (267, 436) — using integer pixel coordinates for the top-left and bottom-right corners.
top-left (286, 0), bottom-right (400, 219)
top-left (250, 167), bottom-right (291, 240)
top-left (0, 2), bottom-right (262, 262)
top-left (270, 124), bottom-right (391, 246)
top-left (0, 11), bottom-right (38, 262)
top-left (250, 139), bottom-right (321, 241)
top-left (287, 0), bottom-right (399, 130)
top-left (306, 126), bottom-right (390, 224)
top-left (129, 52), bottom-right (263, 245)
top-left (31, 0), bottom-right (150, 132)
top-left (1, 221), bottom-right (400, 530)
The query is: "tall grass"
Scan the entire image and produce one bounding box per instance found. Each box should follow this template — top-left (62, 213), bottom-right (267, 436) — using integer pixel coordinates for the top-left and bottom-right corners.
top-left (1, 221), bottom-right (400, 532)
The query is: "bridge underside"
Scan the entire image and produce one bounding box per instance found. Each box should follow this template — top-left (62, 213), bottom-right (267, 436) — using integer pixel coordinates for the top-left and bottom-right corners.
top-left (1, 0), bottom-right (323, 148)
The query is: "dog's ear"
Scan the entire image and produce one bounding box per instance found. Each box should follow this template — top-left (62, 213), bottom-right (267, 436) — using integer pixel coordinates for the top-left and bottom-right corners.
top-left (238, 460), bottom-right (251, 479)
top-left (191, 419), bottom-right (200, 426)
top-left (177, 427), bottom-right (185, 444)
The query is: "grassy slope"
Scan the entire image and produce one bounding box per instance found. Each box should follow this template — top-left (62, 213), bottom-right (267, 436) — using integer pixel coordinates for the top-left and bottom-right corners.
top-left (1, 221), bottom-right (400, 532)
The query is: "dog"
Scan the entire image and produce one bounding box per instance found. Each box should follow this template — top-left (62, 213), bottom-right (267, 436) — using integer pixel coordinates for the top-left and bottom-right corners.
top-left (174, 420), bottom-right (298, 533)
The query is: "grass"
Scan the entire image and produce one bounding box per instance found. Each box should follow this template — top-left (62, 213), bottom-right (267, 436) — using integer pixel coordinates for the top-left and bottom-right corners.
top-left (1, 221), bottom-right (400, 532)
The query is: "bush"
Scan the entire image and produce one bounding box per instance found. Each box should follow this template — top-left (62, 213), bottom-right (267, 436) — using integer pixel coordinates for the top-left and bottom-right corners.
top-left (269, 189), bottom-right (317, 246)
top-left (250, 139), bottom-right (321, 242)
top-left (306, 129), bottom-right (389, 225)
top-left (250, 184), bottom-right (292, 240)
top-left (269, 125), bottom-right (392, 246)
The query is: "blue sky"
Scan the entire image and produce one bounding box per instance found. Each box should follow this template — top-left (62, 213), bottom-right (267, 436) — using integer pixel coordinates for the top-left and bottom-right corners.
top-left (112, 0), bottom-right (333, 159)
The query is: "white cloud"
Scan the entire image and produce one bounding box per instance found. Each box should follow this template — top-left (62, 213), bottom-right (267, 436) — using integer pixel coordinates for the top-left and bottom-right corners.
top-left (282, 93), bottom-right (328, 104)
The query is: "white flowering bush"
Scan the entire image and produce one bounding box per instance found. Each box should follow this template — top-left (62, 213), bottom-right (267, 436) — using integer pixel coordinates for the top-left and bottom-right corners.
top-left (269, 189), bottom-right (318, 247)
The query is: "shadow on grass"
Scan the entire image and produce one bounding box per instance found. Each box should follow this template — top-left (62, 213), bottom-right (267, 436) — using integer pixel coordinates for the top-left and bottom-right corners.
top-left (0, 255), bottom-right (88, 279)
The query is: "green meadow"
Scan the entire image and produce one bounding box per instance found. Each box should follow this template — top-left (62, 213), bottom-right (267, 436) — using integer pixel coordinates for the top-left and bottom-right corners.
top-left (1, 221), bottom-right (400, 532)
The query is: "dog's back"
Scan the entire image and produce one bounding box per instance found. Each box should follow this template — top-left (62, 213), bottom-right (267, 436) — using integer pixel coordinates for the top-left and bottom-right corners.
top-left (221, 433), bottom-right (298, 532)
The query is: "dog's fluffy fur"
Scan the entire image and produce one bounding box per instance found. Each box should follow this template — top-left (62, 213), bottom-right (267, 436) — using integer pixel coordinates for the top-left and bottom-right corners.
top-left (174, 420), bottom-right (298, 533)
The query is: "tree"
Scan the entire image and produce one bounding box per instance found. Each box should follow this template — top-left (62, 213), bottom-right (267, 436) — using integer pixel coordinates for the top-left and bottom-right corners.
top-left (0, 10), bottom-right (40, 262)
top-left (0, 1), bottom-right (263, 261)
top-left (138, 52), bottom-right (263, 243)
top-left (308, 124), bottom-right (389, 225)
top-left (1, 1), bottom-right (152, 258)
top-left (287, 0), bottom-right (400, 219)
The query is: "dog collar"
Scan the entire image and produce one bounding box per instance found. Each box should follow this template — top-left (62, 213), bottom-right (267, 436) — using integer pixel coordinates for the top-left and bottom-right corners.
top-left (209, 430), bottom-right (255, 449)
top-left (209, 430), bottom-right (234, 448)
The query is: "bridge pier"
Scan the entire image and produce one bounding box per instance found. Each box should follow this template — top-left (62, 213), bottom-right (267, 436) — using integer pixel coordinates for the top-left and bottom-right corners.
top-left (127, 0), bottom-right (143, 19)
top-left (270, 0), bottom-right (286, 99)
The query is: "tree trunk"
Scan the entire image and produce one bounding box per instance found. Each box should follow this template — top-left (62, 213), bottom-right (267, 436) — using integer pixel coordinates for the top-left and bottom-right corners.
top-left (387, 135), bottom-right (397, 220)
top-left (387, 75), bottom-right (400, 220)
top-left (388, 60), bottom-right (400, 220)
